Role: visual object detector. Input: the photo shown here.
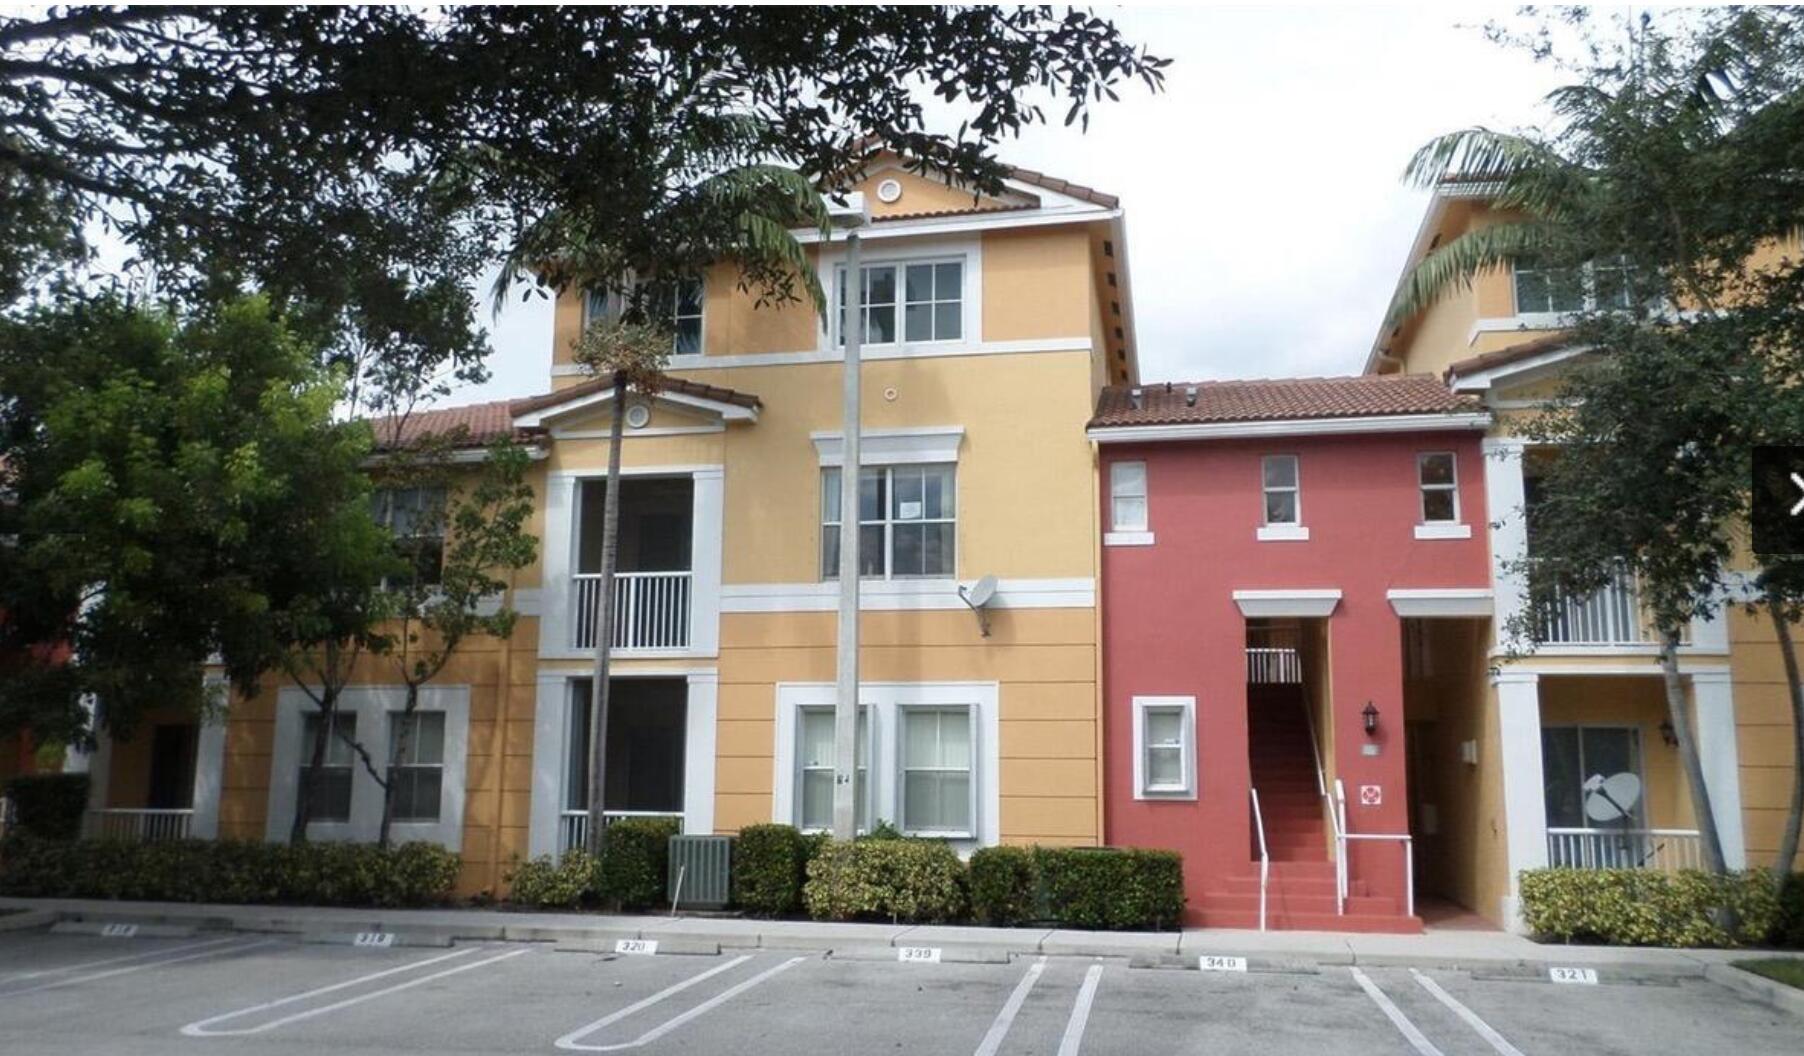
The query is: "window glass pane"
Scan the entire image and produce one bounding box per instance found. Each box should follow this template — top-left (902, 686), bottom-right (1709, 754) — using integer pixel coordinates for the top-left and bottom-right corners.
top-left (566, 686), bottom-right (590, 810)
top-left (905, 263), bottom-right (934, 302)
top-left (674, 318), bottom-right (702, 356)
top-left (922, 522), bottom-right (954, 576)
top-left (1514, 267), bottom-right (1549, 313)
top-left (1541, 727), bottom-right (1583, 828)
top-left (1264, 491), bottom-right (1297, 525)
top-left (1111, 461), bottom-right (1147, 498)
top-left (392, 712), bottom-right (444, 766)
top-left (905, 303), bottom-right (933, 342)
top-left (867, 304), bottom-right (895, 344)
top-left (858, 525), bottom-right (885, 577)
top-left (892, 523), bottom-right (925, 577)
top-left (799, 771), bottom-right (832, 830)
top-left (392, 767), bottom-right (442, 822)
top-left (1147, 709), bottom-right (1183, 748)
top-left (1548, 268), bottom-right (1585, 312)
top-left (904, 772), bottom-right (970, 832)
top-left (1147, 746), bottom-right (1183, 788)
top-left (923, 465), bottom-right (954, 518)
top-left (821, 527), bottom-right (839, 579)
top-left (892, 466), bottom-right (925, 521)
top-left (585, 288), bottom-right (611, 324)
top-left (1419, 453), bottom-right (1455, 487)
top-left (866, 265), bottom-right (896, 305)
top-left (821, 469), bottom-right (841, 523)
top-left (675, 278), bottom-right (703, 316)
top-left (1113, 496), bottom-right (1147, 531)
top-left (1262, 456), bottom-right (1296, 489)
top-left (858, 470), bottom-right (884, 522)
top-left (1422, 490), bottom-right (1457, 523)
top-left (933, 302), bottom-right (961, 341)
top-left (800, 709), bottom-right (834, 768)
top-left (314, 771), bottom-right (353, 823)
top-left (935, 262), bottom-right (962, 298)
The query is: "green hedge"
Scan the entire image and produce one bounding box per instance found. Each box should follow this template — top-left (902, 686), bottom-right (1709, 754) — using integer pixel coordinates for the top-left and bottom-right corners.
top-left (0, 836), bottom-right (460, 907)
top-left (1035, 847), bottom-right (1185, 930)
top-left (804, 839), bottom-right (968, 923)
top-left (599, 817), bottom-right (681, 911)
top-left (3, 774), bottom-right (90, 840)
top-left (506, 850), bottom-right (601, 909)
top-left (968, 846), bottom-right (1038, 926)
top-left (732, 824), bottom-right (809, 916)
top-left (1776, 873), bottom-right (1804, 949)
top-left (1519, 868), bottom-right (1782, 947)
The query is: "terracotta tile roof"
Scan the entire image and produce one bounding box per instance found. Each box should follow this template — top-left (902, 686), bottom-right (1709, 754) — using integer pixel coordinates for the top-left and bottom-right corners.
top-left (369, 399), bottom-right (533, 451)
top-left (1444, 333), bottom-right (1577, 379)
top-left (873, 202), bottom-right (1038, 223)
top-left (1007, 167), bottom-right (1120, 209)
top-left (1089, 375), bottom-right (1482, 429)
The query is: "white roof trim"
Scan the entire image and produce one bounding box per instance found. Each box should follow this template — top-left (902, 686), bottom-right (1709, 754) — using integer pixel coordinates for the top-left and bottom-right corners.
top-left (513, 387), bottom-right (757, 428)
top-left (811, 426), bottom-right (964, 467)
top-left (1386, 588), bottom-right (1493, 618)
top-left (1232, 589), bottom-right (1342, 619)
top-left (1088, 412), bottom-right (1491, 444)
top-left (1448, 344), bottom-right (1593, 394)
top-left (793, 205), bottom-right (1117, 244)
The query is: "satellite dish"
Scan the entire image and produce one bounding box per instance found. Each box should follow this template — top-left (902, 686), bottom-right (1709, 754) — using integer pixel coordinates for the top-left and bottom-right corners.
top-left (957, 575), bottom-right (999, 637)
top-left (1582, 772), bottom-right (1643, 823)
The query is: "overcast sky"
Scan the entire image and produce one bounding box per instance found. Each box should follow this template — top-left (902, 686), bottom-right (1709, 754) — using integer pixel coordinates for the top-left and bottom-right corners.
top-left (455, 5), bottom-right (1567, 405)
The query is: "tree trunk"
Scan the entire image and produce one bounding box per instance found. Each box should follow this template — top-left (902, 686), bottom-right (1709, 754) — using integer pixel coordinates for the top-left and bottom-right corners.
top-left (1765, 590), bottom-right (1804, 877)
top-left (291, 686), bottom-right (337, 846)
top-left (584, 370), bottom-right (627, 857)
top-left (1658, 628), bottom-right (1728, 874)
top-left (378, 681), bottom-right (418, 850)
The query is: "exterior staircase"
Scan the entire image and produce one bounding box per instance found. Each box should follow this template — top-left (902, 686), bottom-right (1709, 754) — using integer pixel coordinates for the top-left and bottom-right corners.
top-left (1196, 685), bottom-right (1422, 933)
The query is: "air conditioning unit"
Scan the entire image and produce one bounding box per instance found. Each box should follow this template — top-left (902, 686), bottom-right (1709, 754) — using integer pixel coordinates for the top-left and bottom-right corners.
top-left (668, 834), bottom-right (733, 911)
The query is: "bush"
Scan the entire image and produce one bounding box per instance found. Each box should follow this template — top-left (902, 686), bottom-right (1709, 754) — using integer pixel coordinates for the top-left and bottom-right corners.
top-left (1520, 868), bottom-right (1780, 947)
top-left (1036, 847), bottom-right (1185, 930)
top-left (506, 851), bottom-right (601, 909)
top-left (0, 835), bottom-right (460, 907)
top-left (599, 817), bottom-right (680, 910)
top-left (1774, 872), bottom-right (1804, 949)
top-left (3, 773), bottom-right (90, 840)
top-left (804, 839), bottom-right (967, 923)
top-left (968, 846), bottom-right (1038, 926)
top-left (733, 824), bottom-right (808, 916)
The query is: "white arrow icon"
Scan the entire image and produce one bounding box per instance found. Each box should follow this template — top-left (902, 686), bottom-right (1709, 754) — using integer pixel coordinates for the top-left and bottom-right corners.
top-left (1791, 472), bottom-right (1804, 516)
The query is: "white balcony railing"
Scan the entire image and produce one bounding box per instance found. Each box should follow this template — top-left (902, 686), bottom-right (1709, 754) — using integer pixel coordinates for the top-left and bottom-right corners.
top-left (1546, 827), bottom-right (1704, 871)
top-left (84, 808), bottom-right (193, 842)
top-left (1536, 570), bottom-right (1658, 646)
top-left (571, 571), bottom-right (692, 652)
top-left (558, 809), bottom-right (685, 857)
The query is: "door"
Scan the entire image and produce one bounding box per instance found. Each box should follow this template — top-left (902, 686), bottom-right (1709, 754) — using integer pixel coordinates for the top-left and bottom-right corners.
top-left (146, 723), bottom-right (199, 810)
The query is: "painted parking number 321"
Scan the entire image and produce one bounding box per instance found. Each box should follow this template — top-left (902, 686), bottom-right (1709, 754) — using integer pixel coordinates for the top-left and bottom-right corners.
top-left (1549, 967), bottom-right (1598, 985)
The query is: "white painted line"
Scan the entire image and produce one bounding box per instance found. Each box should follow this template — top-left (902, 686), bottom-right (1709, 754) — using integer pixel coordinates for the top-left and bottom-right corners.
top-left (556, 955), bottom-right (805, 1052)
top-left (1349, 966), bottom-right (1445, 1056)
top-left (0, 938), bottom-right (274, 998)
top-left (973, 956), bottom-right (1047, 1056)
top-left (1410, 969), bottom-right (1527, 1056)
top-left (1, 936), bottom-right (243, 983)
top-left (1056, 963), bottom-right (1104, 1056)
top-left (180, 946), bottom-right (528, 1037)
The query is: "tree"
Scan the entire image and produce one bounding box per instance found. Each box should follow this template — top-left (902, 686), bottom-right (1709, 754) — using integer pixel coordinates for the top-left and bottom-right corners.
top-left (1384, 6), bottom-right (1804, 876)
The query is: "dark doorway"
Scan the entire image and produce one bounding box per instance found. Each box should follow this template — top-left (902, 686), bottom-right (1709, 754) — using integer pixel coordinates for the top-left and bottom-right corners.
top-left (565, 678), bottom-right (687, 815)
top-left (146, 723), bottom-right (198, 809)
top-left (578, 477), bottom-right (694, 573)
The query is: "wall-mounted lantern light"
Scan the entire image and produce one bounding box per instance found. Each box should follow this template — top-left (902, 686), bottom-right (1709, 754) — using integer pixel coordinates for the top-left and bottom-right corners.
top-left (1362, 701), bottom-right (1380, 737)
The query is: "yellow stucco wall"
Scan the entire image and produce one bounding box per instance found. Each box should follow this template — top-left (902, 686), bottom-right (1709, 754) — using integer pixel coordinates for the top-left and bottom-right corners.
top-left (1727, 607), bottom-right (1801, 864)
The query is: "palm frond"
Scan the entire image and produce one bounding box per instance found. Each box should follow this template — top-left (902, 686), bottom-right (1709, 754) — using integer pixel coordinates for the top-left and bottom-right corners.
top-left (1383, 220), bottom-right (1553, 328)
top-left (1403, 128), bottom-right (1548, 189)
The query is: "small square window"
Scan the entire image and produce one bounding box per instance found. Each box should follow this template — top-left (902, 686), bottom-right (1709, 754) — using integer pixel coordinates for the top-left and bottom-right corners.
top-left (1110, 461), bottom-right (1148, 532)
top-left (1417, 452), bottom-right (1460, 524)
top-left (1133, 697), bottom-right (1195, 799)
top-left (1261, 455), bottom-right (1300, 526)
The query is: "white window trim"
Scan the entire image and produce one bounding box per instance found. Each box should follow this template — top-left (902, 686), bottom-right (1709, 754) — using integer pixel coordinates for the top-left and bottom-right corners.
top-left (771, 681), bottom-right (1000, 848)
top-left (1132, 696), bottom-right (1197, 800)
top-left (897, 703), bottom-right (979, 839)
top-left (1256, 524), bottom-right (1311, 542)
top-left (1417, 451), bottom-right (1462, 526)
top-left (583, 279), bottom-right (706, 356)
top-left (820, 462), bottom-right (958, 582)
top-left (266, 685), bottom-right (471, 850)
top-left (1414, 523), bottom-right (1473, 540)
top-left (814, 238), bottom-right (982, 354)
top-left (1260, 454), bottom-right (1302, 538)
top-left (1109, 460), bottom-right (1149, 534)
top-left (811, 426), bottom-right (964, 467)
top-left (1105, 530), bottom-right (1156, 547)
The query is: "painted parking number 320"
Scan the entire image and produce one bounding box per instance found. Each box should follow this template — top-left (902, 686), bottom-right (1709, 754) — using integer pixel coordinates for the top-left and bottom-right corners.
top-left (615, 939), bottom-right (657, 956)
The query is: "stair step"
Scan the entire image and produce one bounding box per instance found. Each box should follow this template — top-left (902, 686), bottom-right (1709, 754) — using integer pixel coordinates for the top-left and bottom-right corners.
top-left (1194, 909), bottom-right (1424, 934)
top-left (1198, 892), bottom-right (1401, 917)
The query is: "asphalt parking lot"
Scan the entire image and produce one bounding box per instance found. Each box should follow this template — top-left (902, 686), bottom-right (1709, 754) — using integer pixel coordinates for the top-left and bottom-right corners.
top-left (0, 926), bottom-right (1797, 1055)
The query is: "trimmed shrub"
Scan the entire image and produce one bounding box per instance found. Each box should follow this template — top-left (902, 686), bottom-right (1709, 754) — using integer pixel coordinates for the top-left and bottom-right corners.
top-left (3, 773), bottom-right (90, 840)
top-left (599, 817), bottom-right (680, 910)
top-left (0, 836), bottom-right (460, 907)
top-left (1774, 872), bottom-right (1804, 949)
top-left (804, 839), bottom-right (967, 923)
top-left (733, 824), bottom-right (808, 916)
top-left (1519, 868), bottom-right (1780, 947)
top-left (968, 846), bottom-right (1038, 926)
top-left (507, 851), bottom-right (601, 909)
top-left (1036, 847), bottom-right (1185, 930)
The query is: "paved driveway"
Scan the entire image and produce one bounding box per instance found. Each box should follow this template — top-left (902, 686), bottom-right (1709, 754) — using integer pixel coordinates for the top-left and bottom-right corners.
top-left (0, 927), bottom-right (1796, 1054)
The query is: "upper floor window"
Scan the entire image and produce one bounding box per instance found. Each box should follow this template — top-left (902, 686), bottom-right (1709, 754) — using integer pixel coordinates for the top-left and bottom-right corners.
top-left (1110, 460), bottom-right (1148, 532)
top-left (1261, 455), bottom-right (1300, 526)
top-left (835, 260), bottom-right (964, 346)
top-left (1417, 452), bottom-right (1459, 524)
top-left (373, 486), bottom-right (446, 586)
top-left (584, 277), bottom-right (704, 355)
top-left (821, 464), bottom-right (956, 579)
top-left (1513, 255), bottom-right (1638, 315)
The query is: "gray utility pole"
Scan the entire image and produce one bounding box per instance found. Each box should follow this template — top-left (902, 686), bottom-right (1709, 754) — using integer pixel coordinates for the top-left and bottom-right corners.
top-left (832, 199), bottom-right (868, 841)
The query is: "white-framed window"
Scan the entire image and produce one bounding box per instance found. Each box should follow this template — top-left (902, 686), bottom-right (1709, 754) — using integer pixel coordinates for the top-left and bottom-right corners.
top-left (584, 278), bottom-right (704, 355)
top-left (299, 712), bottom-right (358, 823)
top-left (835, 259), bottom-right (965, 346)
top-left (821, 464), bottom-right (956, 579)
top-left (1132, 696), bottom-right (1196, 800)
top-left (1110, 460), bottom-right (1148, 532)
top-left (387, 711), bottom-right (445, 823)
top-left (900, 705), bottom-right (974, 837)
top-left (796, 706), bottom-right (871, 832)
top-left (1541, 725), bottom-right (1645, 829)
top-left (1513, 255), bottom-right (1638, 315)
top-left (1261, 455), bottom-right (1300, 526)
top-left (372, 486), bottom-right (446, 586)
top-left (1417, 452), bottom-right (1459, 524)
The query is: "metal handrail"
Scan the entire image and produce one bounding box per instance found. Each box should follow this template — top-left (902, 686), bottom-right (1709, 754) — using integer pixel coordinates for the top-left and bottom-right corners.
top-left (1249, 788), bottom-right (1270, 933)
top-left (1333, 777), bottom-right (1414, 918)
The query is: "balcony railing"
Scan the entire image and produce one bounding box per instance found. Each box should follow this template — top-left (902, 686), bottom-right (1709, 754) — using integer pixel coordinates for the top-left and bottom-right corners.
top-left (84, 808), bottom-right (193, 843)
top-left (1536, 570), bottom-right (1673, 647)
top-left (1546, 827), bottom-right (1703, 871)
top-left (558, 809), bottom-right (685, 857)
top-left (572, 571), bottom-right (692, 652)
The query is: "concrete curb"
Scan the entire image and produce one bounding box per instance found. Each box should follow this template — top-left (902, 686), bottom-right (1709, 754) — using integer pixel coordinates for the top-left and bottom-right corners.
top-left (0, 908), bottom-right (57, 933)
top-left (1704, 963), bottom-right (1804, 1018)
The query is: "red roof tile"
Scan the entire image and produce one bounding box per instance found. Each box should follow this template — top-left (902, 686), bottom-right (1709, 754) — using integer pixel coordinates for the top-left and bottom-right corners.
top-left (1443, 334), bottom-right (1577, 379)
top-left (1006, 167), bottom-right (1120, 209)
top-left (1089, 375), bottom-right (1481, 429)
top-left (372, 375), bottom-right (762, 451)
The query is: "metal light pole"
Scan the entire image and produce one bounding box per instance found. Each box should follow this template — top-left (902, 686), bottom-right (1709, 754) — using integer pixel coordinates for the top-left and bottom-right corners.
top-left (832, 201), bottom-right (867, 841)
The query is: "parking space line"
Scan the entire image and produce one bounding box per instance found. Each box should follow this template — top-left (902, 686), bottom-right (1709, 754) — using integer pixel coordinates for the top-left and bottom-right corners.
top-left (1349, 966), bottom-right (1446, 1056)
top-left (973, 956), bottom-right (1047, 1056)
top-left (1, 936), bottom-right (243, 983)
top-left (1056, 963), bottom-right (1104, 1056)
top-left (555, 954), bottom-right (805, 1052)
top-left (180, 945), bottom-right (529, 1037)
top-left (0, 939), bottom-right (275, 999)
top-left (1410, 969), bottom-right (1528, 1056)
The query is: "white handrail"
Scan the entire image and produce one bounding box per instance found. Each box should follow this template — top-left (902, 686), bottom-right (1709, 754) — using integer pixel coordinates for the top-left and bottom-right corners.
top-left (1249, 788), bottom-right (1270, 933)
top-left (1304, 703), bottom-right (1346, 916)
top-left (1333, 775), bottom-right (1414, 919)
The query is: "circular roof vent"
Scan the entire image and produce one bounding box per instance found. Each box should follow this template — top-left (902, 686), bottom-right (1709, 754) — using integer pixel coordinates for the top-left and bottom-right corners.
top-left (876, 178), bottom-right (903, 204)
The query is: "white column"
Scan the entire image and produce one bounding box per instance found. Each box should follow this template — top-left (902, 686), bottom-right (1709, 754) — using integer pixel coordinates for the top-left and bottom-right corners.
top-left (1494, 669), bottom-right (1546, 932)
top-left (540, 474), bottom-right (580, 657)
top-left (190, 718), bottom-right (227, 840)
top-left (527, 673), bottom-right (570, 858)
top-left (85, 724), bottom-right (112, 814)
top-left (689, 468), bottom-right (724, 658)
top-left (1690, 670), bottom-right (1747, 869)
top-left (683, 672), bottom-right (718, 834)
top-left (1483, 438), bottom-right (1529, 653)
